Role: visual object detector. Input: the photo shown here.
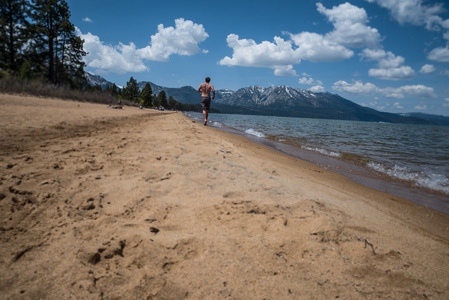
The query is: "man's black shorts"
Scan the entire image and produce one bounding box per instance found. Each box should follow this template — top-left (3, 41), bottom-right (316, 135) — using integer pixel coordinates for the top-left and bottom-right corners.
top-left (200, 97), bottom-right (211, 110)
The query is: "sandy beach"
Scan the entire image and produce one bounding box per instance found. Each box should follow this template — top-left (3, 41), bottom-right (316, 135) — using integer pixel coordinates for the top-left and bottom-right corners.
top-left (1, 93), bottom-right (448, 299)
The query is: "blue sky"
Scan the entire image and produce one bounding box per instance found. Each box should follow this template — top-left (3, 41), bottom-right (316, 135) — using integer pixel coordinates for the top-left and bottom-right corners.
top-left (68, 0), bottom-right (449, 115)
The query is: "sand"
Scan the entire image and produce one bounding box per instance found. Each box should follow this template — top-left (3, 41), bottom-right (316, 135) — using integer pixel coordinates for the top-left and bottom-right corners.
top-left (1, 93), bottom-right (448, 299)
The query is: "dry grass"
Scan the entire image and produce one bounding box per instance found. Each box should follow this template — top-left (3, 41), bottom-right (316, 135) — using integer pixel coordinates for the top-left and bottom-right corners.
top-left (0, 75), bottom-right (136, 106)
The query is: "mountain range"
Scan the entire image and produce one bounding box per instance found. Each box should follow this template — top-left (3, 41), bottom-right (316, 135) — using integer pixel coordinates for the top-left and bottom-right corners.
top-left (85, 73), bottom-right (449, 125)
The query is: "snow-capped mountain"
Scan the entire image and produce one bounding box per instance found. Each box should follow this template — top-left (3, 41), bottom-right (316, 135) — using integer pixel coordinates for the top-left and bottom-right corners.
top-left (215, 85), bottom-right (324, 108)
top-left (85, 73), bottom-right (435, 124)
top-left (85, 73), bottom-right (114, 89)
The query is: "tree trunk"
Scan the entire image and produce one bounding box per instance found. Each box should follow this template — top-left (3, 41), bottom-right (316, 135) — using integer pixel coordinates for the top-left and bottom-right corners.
top-left (7, 0), bottom-right (15, 70)
top-left (48, 10), bottom-right (55, 83)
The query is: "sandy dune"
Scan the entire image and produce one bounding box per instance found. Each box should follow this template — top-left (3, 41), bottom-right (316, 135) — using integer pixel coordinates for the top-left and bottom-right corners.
top-left (1, 93), bottom-right (448, 299)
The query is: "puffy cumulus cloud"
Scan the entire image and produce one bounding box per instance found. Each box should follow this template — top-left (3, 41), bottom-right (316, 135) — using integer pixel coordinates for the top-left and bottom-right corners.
top-left (82, 17), bottom-right (93, 23)
top-left (383, 85), bottom-right (437, 98)
top-left (360, 48), bottom-right (387, 61)
top-left (333, 80), bottom-right (379, 94)
top-left (75, 19), bottom-right (208, 74)
top-left (367, 0), bottom-right (449, 57)
top-left (298, 75), bottom-right (323, 86)
top-left (219, 3), bottom-right (385, 75)
top-left (393, 102), bottom-right (404, 109)
top-left (76, 28), bottom-right (147, 74)
top-left (332, 80), bottom-right (437, 99)
top-left (366, 0), bottom-right (447, 30)
top-left (415, 104), bottom-right (427, 110)
top-left (444, 98), bottom-right (449, 107)
top-left (309, 85), bottom-right (325, 93)
top-left (273, 65), bottom-right (297, 76)
top-left (288, 32), bottom-right (354, 62)
top-left (368, 66), bottom-right (415, 80)
top-left (317, 2), bottom-right (381, 48)
top-left (137, 18), bottom-right (209, 62)
top-left (219, 34), bottom-right (301, 75)
top-left (420, 64), bottom-right (436, 74)
top-left (360, 48), bottom-right (415, 80)
top-left (427, 46), bottom-right (449, 62)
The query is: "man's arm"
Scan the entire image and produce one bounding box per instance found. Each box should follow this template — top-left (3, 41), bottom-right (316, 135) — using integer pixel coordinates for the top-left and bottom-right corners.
top-left (212, 85), bottom-right (215, 99)
top-left (197, 85), bottom-right (202, 93)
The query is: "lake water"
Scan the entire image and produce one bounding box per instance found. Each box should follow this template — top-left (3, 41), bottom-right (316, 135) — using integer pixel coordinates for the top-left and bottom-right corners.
top-left (185, 112), bottom-right (449, 214)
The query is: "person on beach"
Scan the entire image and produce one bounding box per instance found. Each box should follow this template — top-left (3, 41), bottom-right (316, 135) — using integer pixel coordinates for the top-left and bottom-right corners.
top-left (197, 77), bottom-right (215, 125)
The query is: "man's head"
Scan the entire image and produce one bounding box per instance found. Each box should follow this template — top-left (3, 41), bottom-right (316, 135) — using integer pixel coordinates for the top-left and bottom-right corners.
top-left (205, 77), bottom-right (210, 83)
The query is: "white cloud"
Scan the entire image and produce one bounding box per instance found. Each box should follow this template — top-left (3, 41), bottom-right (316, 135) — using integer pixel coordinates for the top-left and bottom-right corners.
top-left (219, 34), bottom-right (301, 75)
top-left (415, 104), bottom-right (427, 110)
top-left (309, 85), bottom-right (325, 93)
top-left (273, 65), bottom-right (297, 76)
top-left (333, 80), bottom-right (379, 94)
top-left (298, 77), bottom-right (314, 85)
top-left (76, 19), bottom-right (208, 74)
top-left (368, 66), bottom-right (415, 80)
top-left (220, 2), bottom-right (385, 74)
top-left (360, 48), bottom-right (387, 61)
top-left (385, 85), bottom-right (437, 98)
top-left (427, 46), bottom-right (449, 62)
top-left (82, 17), bottom-right (93, 23)
top-left (76, 28), bottom-right (147, 74)
top-left (444, 98), bottom-right (449, 107)
top-left (298, 76), bottom-right (323, 86)
top-left (366, 0), bottom-right (447, 30)
top-left (420, 64), bottom-right (436, 74)
top-left (393, 102), bottom-right (403, 109)
top-left (332, 80), bottom-right (437, 99)
top-left (288, 32), bottom-right (354, 62)
top-left (367, 0), bottom-right (449, 58)
top-left (360, 48), bottom-right (415, 80)
top-left (317, 2), bottom-right (381, 48)
top-left (137, 18), bottom-right (209, 62)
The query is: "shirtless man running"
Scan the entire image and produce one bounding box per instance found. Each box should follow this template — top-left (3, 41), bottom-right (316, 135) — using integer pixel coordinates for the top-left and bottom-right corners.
top-left (197, 77), bottom-right (215, 125)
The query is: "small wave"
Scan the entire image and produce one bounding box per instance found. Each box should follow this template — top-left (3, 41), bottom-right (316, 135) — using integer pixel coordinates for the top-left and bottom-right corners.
top-left (208, 120), bottom-right (223, 127)
top-left (302, 146), bottom-right (341, 157)
top-left (367, 162), bottom-right (449, 194)
top-left (245, 129), bottom-right (266, 138)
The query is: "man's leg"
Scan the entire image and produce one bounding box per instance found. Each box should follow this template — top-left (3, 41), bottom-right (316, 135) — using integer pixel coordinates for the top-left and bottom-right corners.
top-left (203, 109), bottom-right (208, 125)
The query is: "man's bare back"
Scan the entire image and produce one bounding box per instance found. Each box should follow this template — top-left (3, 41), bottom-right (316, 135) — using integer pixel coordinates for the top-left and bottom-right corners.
top-left (198, 82), bottom-right (215, 99)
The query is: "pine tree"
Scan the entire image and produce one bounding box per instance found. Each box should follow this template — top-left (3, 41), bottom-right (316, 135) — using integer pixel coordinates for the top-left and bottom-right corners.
top-left (158, 90), bottom-right (168, 108)
top-left (168, 96), bottom-right (176, 110)
top-left (123, 76), bottom-right (140, 102)
top-left (0, 0), bottom-right (31, 72)
top-left (152, 93), bottom-right (160, 107)
top-left (140, 82), bottom-right (153, 107)
top-left (110, 83), bottom-right (118, 96)
top-left (30, 0), bottom-right (86, 85)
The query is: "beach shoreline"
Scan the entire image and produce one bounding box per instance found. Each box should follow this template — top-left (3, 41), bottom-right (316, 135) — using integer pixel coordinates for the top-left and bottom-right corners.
top-left (186, 112), bottom-right (449, 215)
top-left (1, 94), bottom-right (448, 299)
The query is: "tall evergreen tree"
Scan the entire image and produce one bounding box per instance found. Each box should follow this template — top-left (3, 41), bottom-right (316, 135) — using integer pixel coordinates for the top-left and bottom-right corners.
top-left (30, 0), bottom-right (86, 85)
top-left (0, 0), bottom-right (31, 72)
top-left (158, 90), bottom-right (168, 108)
top-left (140, 82), bottom-right (153, 107)
top-left (111, 83), bottom-right (118, 96)
top-left (168, 96), bottom-right (176, 110)
top-left (123, 76), bottom-right (140, 102)
top-left (152, 93), bottom-right (160, 107)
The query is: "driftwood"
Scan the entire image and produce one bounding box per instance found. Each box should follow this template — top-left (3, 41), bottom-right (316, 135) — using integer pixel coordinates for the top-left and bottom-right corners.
top-left (364, 239), bottom-right (376, 255)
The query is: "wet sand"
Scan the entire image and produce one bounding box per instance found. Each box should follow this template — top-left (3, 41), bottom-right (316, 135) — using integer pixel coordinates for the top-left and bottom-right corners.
top-left (1, 94), bottom-right (449, 299)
